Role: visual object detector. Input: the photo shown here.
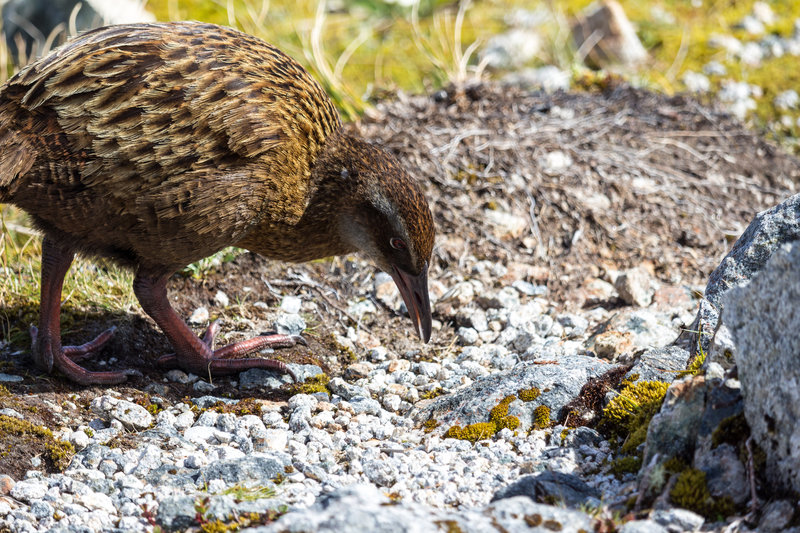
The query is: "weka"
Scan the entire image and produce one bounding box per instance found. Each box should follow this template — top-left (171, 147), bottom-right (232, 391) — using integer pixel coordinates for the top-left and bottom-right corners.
top-left (0, 22), bottom-right (434, 386)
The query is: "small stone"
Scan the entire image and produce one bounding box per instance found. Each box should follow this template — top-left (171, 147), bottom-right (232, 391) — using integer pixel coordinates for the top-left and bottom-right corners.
top-left (165, 369), bottom-right (193, 383)
top-left (651, 508), bottom-right (704, 532)
top-left (10, 480), bottom-right (46, 502)
top-left (91, 396), bottom-right (153, 430)
top-left (511, 280), bottom-right (546, 296)
top-left (775, 89), bottom-right (799, 110)
top-left (593, 331), bottom-right (633, 359)
top-left (457, 327), bottom-right (479, 345)
top-left (188, 306), bottom-right (209, 324)
top-left (0, 474), bottom-right (14, 495)
top-left (614, 267), bottom-right (654, 307)
top-left (363, 459), bottom-right (397, 487)
top-left (0, 373), bottom-right (23, 383)
top-left (280, 295), bottom-right (302, 314)
top-left (541, 150), bottom-right (572, 176)
top-left (344, 363), bottom-right (372, 381)
top-left (275, 313), bottom-right (306, 336)
top-left (484, 209), bottom-right (528, 239)
top-left (214, 290), bottom-right (230, 307)
top-left (69, 430), bottom-right (91, 449)
top-left (682, 71), bottom-right (709, 93)
top-left (193, 380), bottom-right (216, 393)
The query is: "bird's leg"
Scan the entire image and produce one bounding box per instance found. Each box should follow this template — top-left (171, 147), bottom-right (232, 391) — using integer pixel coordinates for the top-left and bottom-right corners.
top-left (31, 238), bottom-right (134, 385)
top-left (132, 272), bottom-right (301, 381)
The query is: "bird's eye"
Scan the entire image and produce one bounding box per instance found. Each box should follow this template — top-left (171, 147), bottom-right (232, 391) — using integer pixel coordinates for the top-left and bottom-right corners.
top-left (390, 238), bottom-right (407, 250)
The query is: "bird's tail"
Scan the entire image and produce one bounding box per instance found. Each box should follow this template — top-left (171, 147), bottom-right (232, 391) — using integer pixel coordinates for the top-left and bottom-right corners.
top-left (0, 129), bottom-right (35, 203)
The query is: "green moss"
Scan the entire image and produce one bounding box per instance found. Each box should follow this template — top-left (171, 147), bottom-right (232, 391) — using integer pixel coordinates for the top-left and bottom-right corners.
top-left (291, 374), bottom-right (331, 396)
top-left (444, 422), bottom-right (496, 443)
top-left (598, 380), bottom-right (670, 451)
top-left (663, 456), bottom-right (688, 474)
top-left (421, 387), bottom-right (445, 400)
top-left (670, 468), bottom-right (737, 519)
top-left (211, 397), bottom-right (264, 417)
top-left (711, 413), bottom-right (750, 449)
top-left (533, 405), bottom-right (552, 429)
top-left (0, 414), bottom-right (74, 471)
top-left (433, 520), bottom-right (464, 533)
top-left (517, 387), bottom-right (541, 402)
top-left (610, 455), bottom-right (642, 477)
top-left (422, 418), bottom-right (440, 433)
top-left (488, 395), bottom-right (516, 423)
top-left (443, 395), bottom-right (523, 443)
top-left (681, 348), bottom-right (706, 377)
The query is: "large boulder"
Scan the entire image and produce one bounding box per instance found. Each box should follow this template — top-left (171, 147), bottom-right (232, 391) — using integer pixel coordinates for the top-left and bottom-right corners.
top-left (723, 241), bottom-right (800, 494)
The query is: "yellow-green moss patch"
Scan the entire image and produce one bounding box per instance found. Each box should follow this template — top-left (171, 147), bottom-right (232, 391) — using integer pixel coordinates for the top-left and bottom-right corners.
top-left (598, 380), bottom-right (669, 453)
top-left (443, 395), bottom-right (521, 443)
top-left (670, 468), bottom-right (737, 519)
top-left (533, 405), bottom-right (552, 429)
top-left (291, 374), bottom-right (330, 396)
top-left (610, 455), bottom-right (642, 477)
top-left (0, 414), bottom-right (74, 472)
top-left (517, 387), bottom-right (541, 402)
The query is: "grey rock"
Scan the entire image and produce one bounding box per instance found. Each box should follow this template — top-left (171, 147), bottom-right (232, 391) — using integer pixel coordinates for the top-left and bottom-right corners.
top-left (724, 241), bottom-right (800, 493)
top-left (10, 480), bottom-right (47, 502)
top-left (650, 508), bottom-right (704, 532)
top-left (491, 471), bottom-right (600, 508)
top-left (512, 280), bottom-right (546, 296)
top-left (156, 495), bottom-right (196, 531)
top-left (363, 460), bottom-right (397, 487)
top-left (643, 377), bottom-right (706, 468)
top-left (413, 356), bottom-right (613, 432)
top-left (561, 427), bottom-right (604, 448)
top-left (349, 397), bottom-right (382, 416)
top-left (707, 195), bottom-right (800, 308)
top-left (329, 378), bottom-right (370, 401)
top-left (686, 194), bottom-right (800, 355)
top-left (192, 396), bottom-right (237, 409)
top-left (503, 66), bottom-right (571, 93)
top-left (275, 313), bottom-right (306, 336)
top-left (29, 500), bottom-right (53, 519)
top-left (694, 443), bottom-right (748, 505)
top-left (481, 29), bottom-right (541, 69)
top-left (252, 483), bottom-right (594, 533)
top-left (615, 267), bottom-right (654, 307)
top-left (0, 373), bottom-right (23, 383)
top-left (619, 520), bottom-right (668, 533)
top-left (627, 346), bottom-right (691, 383)
top-left (758, 499), bottom-right (796, 532)
top-left (199, 454), bottom-right (289, 486)
top-left (90, 396), bottom-right (153, 430)
top-left (457, 327), bottom-right (480, 345)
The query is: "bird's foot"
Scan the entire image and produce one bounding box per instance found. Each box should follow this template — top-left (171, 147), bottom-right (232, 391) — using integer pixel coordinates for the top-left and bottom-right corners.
top-left (157, 321), bottom-right (304, 382)
top-left (30, 325), bottom-right (140, 385)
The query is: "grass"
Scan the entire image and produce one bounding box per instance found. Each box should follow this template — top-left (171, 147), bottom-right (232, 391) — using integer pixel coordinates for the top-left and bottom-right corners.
top-left (0, 206), bottom-right (137, 347)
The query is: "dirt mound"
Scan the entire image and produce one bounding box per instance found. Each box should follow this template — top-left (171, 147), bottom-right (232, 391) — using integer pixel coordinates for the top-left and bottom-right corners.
top-left (352, 82), bottom-right (800, 304)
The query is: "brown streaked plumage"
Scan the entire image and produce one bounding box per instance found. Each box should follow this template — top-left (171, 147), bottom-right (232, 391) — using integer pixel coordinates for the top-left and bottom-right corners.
top-left (0, 21), bottom-right (435, 386)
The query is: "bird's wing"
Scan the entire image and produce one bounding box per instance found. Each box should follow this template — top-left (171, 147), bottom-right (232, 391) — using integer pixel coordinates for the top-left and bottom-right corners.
top-left (3, 22), bottom-right (340, 227)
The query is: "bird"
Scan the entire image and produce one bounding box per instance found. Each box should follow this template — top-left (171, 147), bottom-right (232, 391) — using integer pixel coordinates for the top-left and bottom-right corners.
top-left (0, 21), bottom-right (435, 386)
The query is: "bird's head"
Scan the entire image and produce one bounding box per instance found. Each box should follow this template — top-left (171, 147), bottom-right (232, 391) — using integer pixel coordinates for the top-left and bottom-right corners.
top-left (317, 133), bottom-right (435, 342)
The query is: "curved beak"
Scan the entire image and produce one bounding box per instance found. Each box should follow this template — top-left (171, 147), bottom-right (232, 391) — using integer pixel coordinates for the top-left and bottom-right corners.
top-left (389, 262), bottom-right (432, 343)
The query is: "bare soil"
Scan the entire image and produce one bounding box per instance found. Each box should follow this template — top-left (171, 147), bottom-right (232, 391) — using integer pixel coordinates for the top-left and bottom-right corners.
top-left (1, 82), bottom-right (798, 480)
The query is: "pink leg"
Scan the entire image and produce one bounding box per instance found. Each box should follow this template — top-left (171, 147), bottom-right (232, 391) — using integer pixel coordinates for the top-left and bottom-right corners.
top-left (31, 238), bottom-right (137, 385)
top-left (133, 272), bottom-right (300, 381)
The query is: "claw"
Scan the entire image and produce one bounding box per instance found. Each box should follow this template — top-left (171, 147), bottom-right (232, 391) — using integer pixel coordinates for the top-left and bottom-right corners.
top-left (291, 335), bottom-right (308, 347)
